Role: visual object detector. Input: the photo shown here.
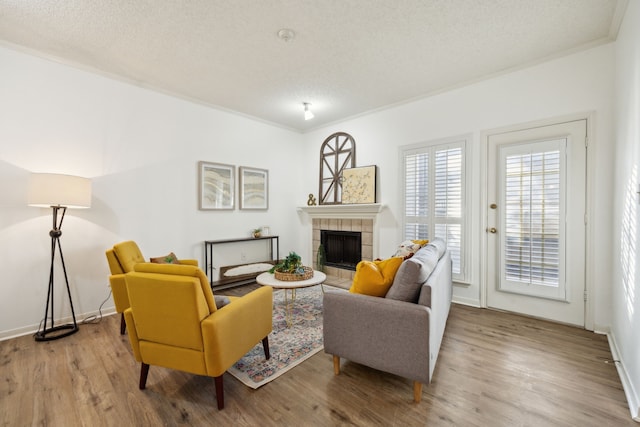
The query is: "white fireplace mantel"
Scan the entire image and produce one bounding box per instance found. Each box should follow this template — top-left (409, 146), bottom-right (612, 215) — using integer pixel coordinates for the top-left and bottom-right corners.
top-left (297, 203), bottom-right (385, 220)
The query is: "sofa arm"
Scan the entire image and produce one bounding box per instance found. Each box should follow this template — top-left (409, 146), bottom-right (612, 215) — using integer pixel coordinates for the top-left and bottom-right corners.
top-left (323, 290), bottom-right (431, 384)
top-left (179, 259), bottom-right (198, 266)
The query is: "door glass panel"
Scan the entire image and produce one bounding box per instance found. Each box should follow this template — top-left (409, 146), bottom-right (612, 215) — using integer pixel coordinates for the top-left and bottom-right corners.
top-left (504, 149), bottom-right (560, 286)
top-left (498, 138), bottom-right (566, 300)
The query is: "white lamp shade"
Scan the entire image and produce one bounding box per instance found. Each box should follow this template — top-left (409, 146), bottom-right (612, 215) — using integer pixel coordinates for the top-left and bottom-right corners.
top-left (28, 173), bottom-right (92, 209)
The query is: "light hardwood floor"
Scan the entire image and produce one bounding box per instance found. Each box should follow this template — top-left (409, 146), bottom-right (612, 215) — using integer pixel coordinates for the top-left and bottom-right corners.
top-left (1, 287), bottom-right (634, 426)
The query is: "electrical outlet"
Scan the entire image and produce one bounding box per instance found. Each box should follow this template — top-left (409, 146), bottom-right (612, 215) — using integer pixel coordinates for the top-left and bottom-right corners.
top-left (241, 252), bottom-right (247, 261)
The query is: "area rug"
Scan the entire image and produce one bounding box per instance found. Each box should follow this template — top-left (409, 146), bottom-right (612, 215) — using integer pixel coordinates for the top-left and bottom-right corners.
top-left (227, 285), bottom-right (329, 389)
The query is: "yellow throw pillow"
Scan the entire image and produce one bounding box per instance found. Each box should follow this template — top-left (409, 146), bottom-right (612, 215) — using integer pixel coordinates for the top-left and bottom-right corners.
top-left (349, 257), bottom-right (404, 297)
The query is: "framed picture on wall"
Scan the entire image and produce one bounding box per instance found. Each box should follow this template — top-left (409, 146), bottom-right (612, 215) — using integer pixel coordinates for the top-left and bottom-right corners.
top-left (198, 161), bottom-right (235, 210)
top-left (239, 166), bottom-right (269, 210)
top-left (341, 165), bottom-right (377, 204)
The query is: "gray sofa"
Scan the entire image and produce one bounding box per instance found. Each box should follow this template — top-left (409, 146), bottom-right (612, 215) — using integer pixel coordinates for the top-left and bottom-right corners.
top-left (323, 238), bottom-right (452, 402)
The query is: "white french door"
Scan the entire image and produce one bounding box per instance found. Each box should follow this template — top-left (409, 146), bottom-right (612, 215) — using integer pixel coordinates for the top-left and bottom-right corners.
top-left (486, 120), bottom-right (587, 326)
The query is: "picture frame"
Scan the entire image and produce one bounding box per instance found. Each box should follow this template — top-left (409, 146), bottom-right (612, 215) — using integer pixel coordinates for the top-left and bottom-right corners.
top-left (239, 166), bottom-right (269, 210)
top-left (341, 165), bottom-right (377, 204)
top-left (198, 161), bottom-right (235, 210)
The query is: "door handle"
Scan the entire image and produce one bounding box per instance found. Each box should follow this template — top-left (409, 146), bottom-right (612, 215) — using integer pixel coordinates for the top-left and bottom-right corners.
top-left (488, 227), bottom-right (497, 233)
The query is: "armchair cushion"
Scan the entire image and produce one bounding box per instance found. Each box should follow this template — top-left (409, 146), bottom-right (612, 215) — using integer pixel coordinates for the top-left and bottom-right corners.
top-left (133, 263), bottom-right (217, 312)
top-left (126, 270), bottom-right (210, 351)
top-left (113, 241), bottom-right (145, 272)
top-left (349, 257), bottom-right (403, 297)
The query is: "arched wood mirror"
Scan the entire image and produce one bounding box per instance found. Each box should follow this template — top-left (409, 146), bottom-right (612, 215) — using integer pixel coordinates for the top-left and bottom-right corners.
top-left (319, 132), bottom-right (356, 205)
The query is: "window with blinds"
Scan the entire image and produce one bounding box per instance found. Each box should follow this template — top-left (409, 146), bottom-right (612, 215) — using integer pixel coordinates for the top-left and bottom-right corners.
top-left (402, 140), bottom-right (466, 280)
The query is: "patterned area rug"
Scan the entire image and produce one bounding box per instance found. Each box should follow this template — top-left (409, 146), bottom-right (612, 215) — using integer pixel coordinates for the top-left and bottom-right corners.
top-left (227, 285), bottom-right (327, 389)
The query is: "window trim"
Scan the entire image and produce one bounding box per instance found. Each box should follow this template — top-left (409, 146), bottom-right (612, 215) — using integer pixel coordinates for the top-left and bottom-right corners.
top-left (399, 134), bottom-right (472, 282)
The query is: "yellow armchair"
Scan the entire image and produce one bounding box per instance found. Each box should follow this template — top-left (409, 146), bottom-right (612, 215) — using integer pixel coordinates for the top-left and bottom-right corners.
top-left (105, 241), bottom-right (198, 334)
top-left (123, 263), bottom-right (273, 410)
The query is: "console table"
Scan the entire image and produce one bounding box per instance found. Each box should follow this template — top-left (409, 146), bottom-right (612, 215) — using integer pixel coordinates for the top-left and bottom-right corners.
top-left (204, 236), bottom-right (279, 290)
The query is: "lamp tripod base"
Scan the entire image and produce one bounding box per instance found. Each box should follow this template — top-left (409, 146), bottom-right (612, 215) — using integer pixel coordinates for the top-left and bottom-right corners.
top-left (34, 205), bottom-right (80, 343)
top-left (34, 324), bottom-right (79, 341)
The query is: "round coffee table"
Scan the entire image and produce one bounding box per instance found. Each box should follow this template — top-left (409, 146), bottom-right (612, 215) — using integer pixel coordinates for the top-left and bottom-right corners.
top-left (256, 270), bottom-right (326, 326)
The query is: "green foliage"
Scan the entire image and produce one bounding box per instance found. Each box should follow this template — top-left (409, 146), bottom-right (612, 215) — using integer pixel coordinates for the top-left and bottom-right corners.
top-left (270, 251), bottom-right (304, 274)
top-left (316, 244), bottom-right (326, 272)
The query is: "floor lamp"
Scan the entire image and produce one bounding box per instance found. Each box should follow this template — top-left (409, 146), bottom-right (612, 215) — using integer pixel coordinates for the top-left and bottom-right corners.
top-left (28, 173), bottom-right (92, 341)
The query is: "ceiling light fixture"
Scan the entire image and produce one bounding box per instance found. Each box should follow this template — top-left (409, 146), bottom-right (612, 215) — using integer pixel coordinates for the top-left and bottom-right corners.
top-left (277, 28), bottom-right (295, 42)
top-left (303, 102), bottom-right (314, 120)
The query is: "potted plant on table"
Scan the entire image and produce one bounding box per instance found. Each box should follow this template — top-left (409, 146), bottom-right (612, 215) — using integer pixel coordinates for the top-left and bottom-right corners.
top-left (269, 251), bottom-right (313, 281)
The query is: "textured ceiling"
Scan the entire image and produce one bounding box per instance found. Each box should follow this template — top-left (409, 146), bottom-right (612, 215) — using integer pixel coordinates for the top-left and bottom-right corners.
top-left (0, 0), bottom-right (627, 132)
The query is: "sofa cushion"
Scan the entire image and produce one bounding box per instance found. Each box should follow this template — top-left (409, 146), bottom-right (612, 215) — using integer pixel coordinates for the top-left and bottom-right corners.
top-left (428, 238), bottom-right (447, 260)
top-left (385, 244), bottom-right (439, 303)
top-left (349, 257), bottom-right (404, 297)
top-left (392, 239), bottom-right (428, 259)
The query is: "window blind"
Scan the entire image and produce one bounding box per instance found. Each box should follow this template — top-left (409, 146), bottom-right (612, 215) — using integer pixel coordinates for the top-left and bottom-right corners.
top-left (403, 142), bottom-right (466, 279)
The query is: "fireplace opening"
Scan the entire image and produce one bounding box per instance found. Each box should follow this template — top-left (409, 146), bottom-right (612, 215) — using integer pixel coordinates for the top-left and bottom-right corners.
top-left (321, 230), bottom-right (362, 271)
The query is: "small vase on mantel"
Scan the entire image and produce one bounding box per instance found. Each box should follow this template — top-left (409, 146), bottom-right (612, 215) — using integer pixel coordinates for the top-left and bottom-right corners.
top-left (252, 228), bottom-right (262, 238)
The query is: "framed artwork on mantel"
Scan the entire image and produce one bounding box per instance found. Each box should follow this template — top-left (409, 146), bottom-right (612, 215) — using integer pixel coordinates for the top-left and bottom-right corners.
top-left (239, 166), bottom-right (269, 210)
top-left (341, 165), bottom-right (377, 204)
top-left (198, 161), bottom-right (235, 210)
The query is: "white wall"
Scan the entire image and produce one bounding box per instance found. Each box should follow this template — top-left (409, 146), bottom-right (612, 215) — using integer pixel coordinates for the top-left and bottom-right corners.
top-left (0, 45), bottom-right (304, 338)
top-left (612, 0), bottom-right (640, 420)
top-left (300, 44), bottom-right (615, 326)
top-left (0, 13), bottom-right (635, 419)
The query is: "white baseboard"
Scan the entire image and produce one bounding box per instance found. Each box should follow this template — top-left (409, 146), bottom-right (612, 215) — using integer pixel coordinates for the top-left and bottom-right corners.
top-left (452, 296), bottom-right (481, 307)
top-left (607, 331), bottom-right (640, 422)
top-left (0, 308), bottom-right (117, 342)
top-left (593, 324), bottom-right (610, 335)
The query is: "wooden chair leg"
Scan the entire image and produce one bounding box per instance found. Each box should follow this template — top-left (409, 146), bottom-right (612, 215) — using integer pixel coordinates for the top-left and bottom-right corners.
top-left (333, 355), bottom-right (340, 375)
top-left (139, 363), bottom-right (149, 390)
top-left (120, 313), bottom-right (126, 335)
top-left (413, 381), bottom-right (422, 403)
top-left (214, 375), bottom-right (224, 410)
top-left (262, 336), bottom-right (270, 360)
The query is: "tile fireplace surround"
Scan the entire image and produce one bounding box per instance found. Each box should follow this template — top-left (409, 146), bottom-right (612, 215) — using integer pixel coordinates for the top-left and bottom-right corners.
top-left (300, 204), bottom-right (384, 284)
top-left (313, 218), bottom-right (373, 281)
